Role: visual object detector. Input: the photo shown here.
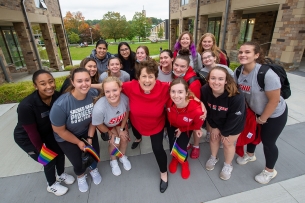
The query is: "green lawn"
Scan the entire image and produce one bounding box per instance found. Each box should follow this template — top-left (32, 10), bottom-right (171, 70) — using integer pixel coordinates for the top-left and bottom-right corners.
top-left (68, 42), bottom-right (169, 60)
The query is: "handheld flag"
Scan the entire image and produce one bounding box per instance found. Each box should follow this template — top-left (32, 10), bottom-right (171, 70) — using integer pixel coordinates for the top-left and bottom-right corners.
top-left (170, 138), bottom-right (187, 163)
top-left (38, 144), bottom-right (58, 166)
top-left (110, 145), bottom-right (124, 158)
top-left (84, 145), bottom-right (100, 162)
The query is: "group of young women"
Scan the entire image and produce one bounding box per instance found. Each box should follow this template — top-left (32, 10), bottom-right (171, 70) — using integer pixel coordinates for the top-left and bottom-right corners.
top-left (14, 32), bottom-right (288, 196)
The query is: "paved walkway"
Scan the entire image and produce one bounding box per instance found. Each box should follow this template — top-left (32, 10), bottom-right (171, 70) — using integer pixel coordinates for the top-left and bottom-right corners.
top-left (0, 72), bottom-right (304, 203)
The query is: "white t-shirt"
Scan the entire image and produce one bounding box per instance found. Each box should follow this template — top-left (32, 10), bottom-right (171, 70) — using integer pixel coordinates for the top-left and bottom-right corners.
top-left (234, 63), bottom-right (286, 118)
top-left (92, 93), bottom-right (129, 127)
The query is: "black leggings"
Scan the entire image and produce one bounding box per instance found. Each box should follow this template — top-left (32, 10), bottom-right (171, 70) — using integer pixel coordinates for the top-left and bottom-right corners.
top-left (131, 124), bottom-right (167, 173)
top-left (247, 105), bottom-right (288, 169)
top-left (15, 136), bottom-right (65, 186)
top-left (57, 131), bottom-right (100, 176)
top-left (167, 125), bottom-right (192, 161)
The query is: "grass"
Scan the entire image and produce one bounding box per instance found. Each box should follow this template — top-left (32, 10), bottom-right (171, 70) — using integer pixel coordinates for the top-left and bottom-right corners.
top-left (0, 76), bottom-right (67, 104)
top-left (68, 42), bottom-right (169, 60)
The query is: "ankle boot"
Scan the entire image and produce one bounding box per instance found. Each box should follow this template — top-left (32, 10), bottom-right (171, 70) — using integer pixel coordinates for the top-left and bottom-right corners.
top-left (181, 161), bottom-right (190, 179)
top-left (169, 157), bottom-right (179, 173)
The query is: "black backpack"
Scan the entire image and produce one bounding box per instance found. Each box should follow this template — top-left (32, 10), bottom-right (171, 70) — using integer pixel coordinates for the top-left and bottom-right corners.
top-left (187, 70), bottom-right (208, 86)
top-left (236, 60), bottom-right (291, 99)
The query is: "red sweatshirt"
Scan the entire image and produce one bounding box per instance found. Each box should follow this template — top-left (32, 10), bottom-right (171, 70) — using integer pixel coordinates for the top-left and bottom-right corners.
top-left (219, 52), bottom-right (227, 65)
top-left (174, 67), bottom-right (201, 99)
top-left (166, 99), bottom-right (204, 133)
top-left (122, 80), bottom-right (170, 135)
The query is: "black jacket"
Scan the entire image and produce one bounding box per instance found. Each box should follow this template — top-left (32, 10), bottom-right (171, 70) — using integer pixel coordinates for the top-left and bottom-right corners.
top-left (201, 84), bottom-right (246, 137)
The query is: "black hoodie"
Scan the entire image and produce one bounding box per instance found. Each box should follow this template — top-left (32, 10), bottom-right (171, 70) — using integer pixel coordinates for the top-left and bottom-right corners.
top-left (200, 84), bottom-right (246, 137)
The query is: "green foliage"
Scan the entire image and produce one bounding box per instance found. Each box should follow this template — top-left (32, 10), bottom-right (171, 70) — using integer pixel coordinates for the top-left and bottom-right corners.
top-left (64, 64), bottom-right (80, 71)
top-left (149, 17), bottom-right (163, 25)
top-left (100, 12), bottom-right (128, 42)
top-left (85, 19), bottom-right (100, 26)
top-left (0, 76), bottom-right (67, 104)
top-left (158, 27), bottom-right (164, 39)
top-left (68, 32), bottom-right (80, 44)
top-left (132, 12), bottom-right (152, 41)
top-left (229, 62), bottom-right (240, 71)
top-left (37, 46), bottom-right (48, 60)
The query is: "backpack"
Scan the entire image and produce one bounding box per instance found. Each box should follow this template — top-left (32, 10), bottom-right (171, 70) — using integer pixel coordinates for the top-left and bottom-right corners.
top-left (187, 70), bottom-right (208, 86)
top-left (236, 60), bottom-right (291, 99)
top-left (220, 49), bottom-right (230, 67)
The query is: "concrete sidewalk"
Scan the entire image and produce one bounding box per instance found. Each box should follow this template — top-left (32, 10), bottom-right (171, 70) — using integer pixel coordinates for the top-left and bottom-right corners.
top-left (0, 72), bottom-right (304, 203)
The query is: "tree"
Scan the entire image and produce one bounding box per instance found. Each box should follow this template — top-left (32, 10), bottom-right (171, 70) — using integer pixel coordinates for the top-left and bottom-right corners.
top-left (149, 17), bottom-right (163, 25)
top-left (63, 11), bottom-right (87, 35)
top-left (100, 12), bottom-right (128, 42)
top-left (132, 12), bottom-right (152, 42)
top-left (158, 27), bottom-right (164, 39)
top-left (68, 32), bottom-right (80, 44)
top-left (125, 22), bottom-right (136, 41)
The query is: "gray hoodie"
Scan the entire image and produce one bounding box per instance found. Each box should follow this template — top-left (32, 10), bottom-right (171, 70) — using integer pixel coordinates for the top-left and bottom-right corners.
top-left (89, 49), bottom-right (114, 75)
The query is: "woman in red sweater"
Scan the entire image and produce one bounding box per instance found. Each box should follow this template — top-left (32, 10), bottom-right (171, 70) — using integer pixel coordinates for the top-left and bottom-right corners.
top-left (172, 49), bottom-right (202, 159)
top-left (122, 60), bottom-right (170, 193)
top-left (167, 78), bottom-right (204, 179)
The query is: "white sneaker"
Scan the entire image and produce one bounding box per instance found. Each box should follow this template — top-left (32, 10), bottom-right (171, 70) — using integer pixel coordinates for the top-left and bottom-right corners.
top-left (77, 175), bottom-right (88, 192)
top-left (220, 164), bottom-right (233, 180)
top-left (236, 153), bottom-right (257, 165)
top-left (205, 156), bottom-right (219, 171)
top-left (56, 172), bottom-right (75, 185)
top-left (255, 169), bottom-right (277, 184)
top-left (110, 160), bottom-right (121, 176)
top-left (47, 181), bottom-right (68, 196)
top-left (90, 168), bottom-right (102, 185)
top-left (119, 155), bottom-right (132, 171)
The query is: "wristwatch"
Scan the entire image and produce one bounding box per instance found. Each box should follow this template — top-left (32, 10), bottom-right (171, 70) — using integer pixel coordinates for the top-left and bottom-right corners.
top-left (120, 127), bottom-right (125, 131)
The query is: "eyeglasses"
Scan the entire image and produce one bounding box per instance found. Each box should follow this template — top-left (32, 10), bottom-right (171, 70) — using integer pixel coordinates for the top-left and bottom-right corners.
top-left (202, 55), bottom-right (213, 60)
top-left (120, 48), bottom-right (129, 52)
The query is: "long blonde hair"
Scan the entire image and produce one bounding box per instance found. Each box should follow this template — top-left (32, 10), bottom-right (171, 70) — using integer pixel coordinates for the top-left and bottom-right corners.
top-left (94, 76), bottom-right (122, 104)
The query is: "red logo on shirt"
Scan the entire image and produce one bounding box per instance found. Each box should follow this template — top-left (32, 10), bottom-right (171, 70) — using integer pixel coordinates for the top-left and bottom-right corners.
top-left (239, 84), bottom-right (251, 92)
top-left (218, 106), bottom-right (228, 111)
top-left (109, 112), bottom-right (126, 125)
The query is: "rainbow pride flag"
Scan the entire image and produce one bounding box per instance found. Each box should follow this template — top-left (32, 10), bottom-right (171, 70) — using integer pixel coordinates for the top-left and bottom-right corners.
top-left (171, 141), bottom-right (187, 163)
top-left (110, 146), bottom-right (123, 158)
top-left (85, 145), bottom-right (100, 162)
top-left (38, 144), bottom-right (58, 166)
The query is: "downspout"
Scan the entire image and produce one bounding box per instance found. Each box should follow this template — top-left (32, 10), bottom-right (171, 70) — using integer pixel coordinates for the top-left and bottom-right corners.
top-left (221, 0), bottom-right (230, 49)
top-left (57, 0), bottom-right (73, 66)
top-left (21, 0), bottom-right (43, 70)
top-left (194, 0), bottom-right (200, 46)
top-left (0, 57), bottom-right (11, 82)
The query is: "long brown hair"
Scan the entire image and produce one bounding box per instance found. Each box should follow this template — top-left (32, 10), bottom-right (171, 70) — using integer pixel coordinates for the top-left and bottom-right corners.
top-left (197, 33), bottom-right (227, 61)
top-left (64, 67), bottom-right (90, 93)
top-left (169, 78), bottom-right (195, 101)
top-left (94, 76), bottom-right (122, 104)
top-left (240, 41), bottom-right (265, 64)
top-left (207, 66), bottom-right (239, 97)
top-left (79, 57), bottom-right (99, 84)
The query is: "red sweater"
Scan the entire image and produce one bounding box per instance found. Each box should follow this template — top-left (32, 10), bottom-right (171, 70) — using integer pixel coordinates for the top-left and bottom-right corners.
top-left (174, 67), bottom-right (201, 99)
top-left (122, 80), bottom-right (170, 135)
top-left (219, 52), bottom-right (227, 65)
top-left (166, 99), bottom-right (204, 133)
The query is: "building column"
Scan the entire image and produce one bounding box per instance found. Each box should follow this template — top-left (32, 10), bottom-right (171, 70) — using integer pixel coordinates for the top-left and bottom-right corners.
top-left (223, 10), bottom-right (243, 54)
top-left (182, 18), bottom-right (189, 32)
top-left (197, 15), bottom-right (208, 43)
top-left (269, 1), bottom-right (305, 69)
top-left (0, 47), bottom-right (12, 83)
top-left (13, 22), bottom-right (39, 74)
top-left (39, 23), bottom-right (62, 71)
top-left (54, 24), bottom-right (72, 67)
top-left (170, 19), bottom-right (179, 50)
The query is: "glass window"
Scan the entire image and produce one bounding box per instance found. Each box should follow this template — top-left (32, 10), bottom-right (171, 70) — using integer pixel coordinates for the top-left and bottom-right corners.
top-left (0, 33), bottom-right (12, 64)
top-left (34, 0), bottom-right (47, 9)
top-left (207, 17), bottom-right (222, 46)
top-left (181, 0), bottom-right (189, 6)
top-left (238, 14), bottom-right (256, 48)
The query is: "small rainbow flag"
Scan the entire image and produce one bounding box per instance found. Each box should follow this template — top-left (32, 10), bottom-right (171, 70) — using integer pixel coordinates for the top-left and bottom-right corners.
top-left (38, 144), bottom-right (58, 166)
top-left (110, 146), bottom-right (124, 158)
top-left (85, 145), bottom-right (100, 162)
top-left (171, 140), bottom-right (187, 163)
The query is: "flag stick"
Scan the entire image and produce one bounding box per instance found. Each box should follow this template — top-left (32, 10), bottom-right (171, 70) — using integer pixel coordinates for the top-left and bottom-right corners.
top-left (170, 137), bottom-right (178, 155)
top-left (111, 143), bottom-right (124, 156)
top-left (82, 138), bottom-right (93, 147)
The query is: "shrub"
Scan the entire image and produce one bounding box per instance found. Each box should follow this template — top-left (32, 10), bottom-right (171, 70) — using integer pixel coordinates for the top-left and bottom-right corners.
top-left (229, 62), bottom-right (240, 71)
top-left (0, 76), bottom-right (66, 104)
